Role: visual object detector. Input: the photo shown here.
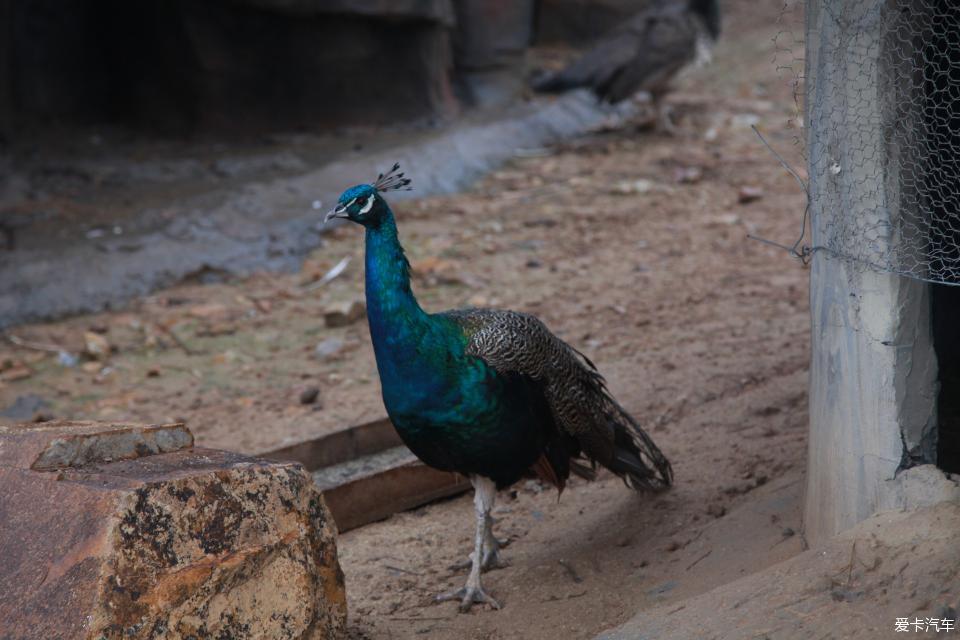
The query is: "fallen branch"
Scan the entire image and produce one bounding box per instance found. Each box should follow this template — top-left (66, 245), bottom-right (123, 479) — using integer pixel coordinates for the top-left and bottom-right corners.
top-left (541, 590), bottom-right (587, 603)
top-left (384, 564), bottom-right (422, 576)
top-left (3, 333), bottom-right (64, 353)
top-left (154, 324), bottom-right (199, 356)
top-left (685, 549), bottom-right (712, 571)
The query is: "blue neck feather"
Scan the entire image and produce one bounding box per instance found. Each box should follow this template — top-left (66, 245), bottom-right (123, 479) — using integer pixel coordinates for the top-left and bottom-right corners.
top-left (364, 207), bottom-right (426, 332)
top-left (363, 205), bottom-right (437, 410)
top-left (361, 201), bottom-right (503, 433)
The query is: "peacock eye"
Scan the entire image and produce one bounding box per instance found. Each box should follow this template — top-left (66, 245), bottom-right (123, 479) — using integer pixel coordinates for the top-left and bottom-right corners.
top-left (358, 194), bottom-right (375, 215)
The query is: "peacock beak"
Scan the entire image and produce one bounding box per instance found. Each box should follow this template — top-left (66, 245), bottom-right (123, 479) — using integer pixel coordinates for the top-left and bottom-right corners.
top-left (324, 205), bottom-right (349, 224)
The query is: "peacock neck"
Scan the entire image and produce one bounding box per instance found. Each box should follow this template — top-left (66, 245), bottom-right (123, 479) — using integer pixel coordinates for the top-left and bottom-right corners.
top-left (364, 207), bottom-right (429, 348)
top-left (362, 204), bottom-right (484, 421)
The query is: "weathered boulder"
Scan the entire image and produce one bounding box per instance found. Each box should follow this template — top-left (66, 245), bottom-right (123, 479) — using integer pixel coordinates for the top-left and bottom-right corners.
top-left (0, 421), bottom-right (346, 640)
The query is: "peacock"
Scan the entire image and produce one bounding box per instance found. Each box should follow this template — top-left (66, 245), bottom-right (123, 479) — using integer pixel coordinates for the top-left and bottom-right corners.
top-left (531, 0), bottom-right (721, 132)
top-left (324, 164), bottom-right (672, 612)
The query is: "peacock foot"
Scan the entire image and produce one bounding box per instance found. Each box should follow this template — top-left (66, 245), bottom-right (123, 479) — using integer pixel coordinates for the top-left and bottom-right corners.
top-left (449, 537), bottom-right (510, 572)
top-left (480, 540), bottom-right (509, 571)
top-left (435, 582), bottom-right (502, 613)
top-left (654, 107), bottom-right (679, 136)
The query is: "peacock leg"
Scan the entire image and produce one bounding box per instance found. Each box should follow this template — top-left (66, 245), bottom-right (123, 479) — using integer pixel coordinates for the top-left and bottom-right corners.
top-left (436, 476), bottom-right (502, 612)
top-left (480, 511), bottom-right (508, 570)
top-left (653, 94), bottom-right (678, 135)
top-left (449, 510), bottom-right (508, 572)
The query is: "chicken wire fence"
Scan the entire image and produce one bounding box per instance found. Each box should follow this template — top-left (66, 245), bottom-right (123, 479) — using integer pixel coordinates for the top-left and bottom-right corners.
top-left (774, 0), bottom-right (960, 285)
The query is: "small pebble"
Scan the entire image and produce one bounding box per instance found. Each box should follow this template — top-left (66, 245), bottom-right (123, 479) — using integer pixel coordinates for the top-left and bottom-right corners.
top-left (707, 503), bottom-right (727, 518)
top-left (738, 185), bottom-right (764, 204)
top-left (57, 351), bottom-right (78, 368)
top-left (315, 337), bottom-right (345, 360)
top-left (299, 386), bottom-right (320, 405)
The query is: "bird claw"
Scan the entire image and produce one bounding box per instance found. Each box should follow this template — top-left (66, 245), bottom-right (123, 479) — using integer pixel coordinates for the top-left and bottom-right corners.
top-left (435, 585), bottom-right (502, 613)
top-left (480, 546), bottom-right (509, 571)
top-left (448, 553), bottom-right (507, 572)
top-left (449, 537), bottom-right (509, 572)
top-left (654, 107), bottom-right (679, 136)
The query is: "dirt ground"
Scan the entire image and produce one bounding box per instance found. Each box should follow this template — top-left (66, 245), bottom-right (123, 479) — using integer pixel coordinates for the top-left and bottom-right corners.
top-left (605, 496), bottom-right (960, 640)
top-left (0, 1), bottom-right (821, 638)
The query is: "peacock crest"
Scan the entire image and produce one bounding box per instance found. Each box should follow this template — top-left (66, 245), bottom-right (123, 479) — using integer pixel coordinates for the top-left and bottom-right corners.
top-left (373, 162), bottom-right (413, 193)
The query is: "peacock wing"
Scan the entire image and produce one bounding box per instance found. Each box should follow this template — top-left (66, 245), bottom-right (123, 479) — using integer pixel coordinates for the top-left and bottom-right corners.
top-left (444, 309), bottom-right (618, 456)
top-left (443, 308), bottom-right (672, 490)
top-left (599, 9), bottom-right (700, 102)
top-left (554, 29), bottom-right (649, 95)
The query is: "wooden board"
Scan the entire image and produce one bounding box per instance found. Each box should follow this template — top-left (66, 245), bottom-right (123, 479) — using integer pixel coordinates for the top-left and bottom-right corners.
top-left (262, 418), bottom-right (470, 532)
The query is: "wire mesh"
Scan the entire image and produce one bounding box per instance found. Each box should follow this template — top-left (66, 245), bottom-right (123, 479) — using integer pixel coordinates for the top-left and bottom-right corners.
top-left (784, 0), bottom-right (960, 284)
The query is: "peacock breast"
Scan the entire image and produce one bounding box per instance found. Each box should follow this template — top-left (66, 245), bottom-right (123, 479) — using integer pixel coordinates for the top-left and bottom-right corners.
top-left (378, 345), bottom-right (498, 427)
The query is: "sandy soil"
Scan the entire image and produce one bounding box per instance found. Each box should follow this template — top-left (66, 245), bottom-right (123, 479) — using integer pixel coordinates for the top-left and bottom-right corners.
top-left (0, 1), bottom-right (818, 638)
top-left (606, 497), bottom-right (960, 640)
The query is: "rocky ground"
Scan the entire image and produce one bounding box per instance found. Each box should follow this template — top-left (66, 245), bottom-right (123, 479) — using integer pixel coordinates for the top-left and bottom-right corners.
top-left (0, 1), bottom-right (873, 638)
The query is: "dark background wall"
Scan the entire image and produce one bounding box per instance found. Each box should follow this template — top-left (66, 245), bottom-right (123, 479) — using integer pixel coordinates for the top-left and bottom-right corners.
top-left (0, 0), bottom-right (651, 142)
top-left (0, 0), bottom-right (461, 137)
top-left (534, 0), bottom-right (647, 44)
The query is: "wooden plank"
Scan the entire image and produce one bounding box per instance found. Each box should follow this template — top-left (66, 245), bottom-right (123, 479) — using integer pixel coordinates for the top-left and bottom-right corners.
top-left (261, 418), bottom-right (401, 471)
top-left (263, 419), bottom-right (471, 532)
top-left (314, 447), bottom-right (470, 532)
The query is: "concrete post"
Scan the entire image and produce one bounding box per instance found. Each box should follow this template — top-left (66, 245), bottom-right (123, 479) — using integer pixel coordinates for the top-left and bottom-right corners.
top-left (803, 0), bottom-right (940, 546)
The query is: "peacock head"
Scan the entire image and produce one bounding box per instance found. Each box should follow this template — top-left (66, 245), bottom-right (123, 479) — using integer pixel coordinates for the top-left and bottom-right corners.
top-left (324, 163), bottom-right (411, 228)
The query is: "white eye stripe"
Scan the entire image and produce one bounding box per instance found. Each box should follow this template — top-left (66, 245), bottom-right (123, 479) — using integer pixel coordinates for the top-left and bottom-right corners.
top-left (358, 195), bottom-right (375, 214)
top-left (335, 197), bottom-right (356, 214)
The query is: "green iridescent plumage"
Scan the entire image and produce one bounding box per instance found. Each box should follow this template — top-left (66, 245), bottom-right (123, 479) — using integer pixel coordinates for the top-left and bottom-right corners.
top-left (353, 186), bottom-right (554, 486)
top-left (327, 168), bottom-right (672, 611)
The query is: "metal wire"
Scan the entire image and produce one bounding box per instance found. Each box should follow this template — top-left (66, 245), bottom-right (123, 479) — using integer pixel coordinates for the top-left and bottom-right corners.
top-left (778, 0), bottom-right (960, 285)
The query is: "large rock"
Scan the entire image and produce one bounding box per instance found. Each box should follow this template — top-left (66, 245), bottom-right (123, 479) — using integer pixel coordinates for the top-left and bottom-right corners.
top-left (0, 421), bottom-right (346, 640)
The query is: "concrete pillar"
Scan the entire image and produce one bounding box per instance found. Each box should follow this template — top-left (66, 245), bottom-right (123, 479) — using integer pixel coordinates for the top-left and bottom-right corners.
top-left (803, 0), bottom-right (940, 545)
